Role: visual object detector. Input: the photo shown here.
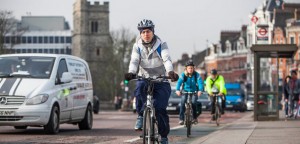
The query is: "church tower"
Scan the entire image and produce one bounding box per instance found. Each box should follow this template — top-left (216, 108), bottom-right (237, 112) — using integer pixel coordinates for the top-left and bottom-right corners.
top-left (73, 0), bottom-right (113, 97)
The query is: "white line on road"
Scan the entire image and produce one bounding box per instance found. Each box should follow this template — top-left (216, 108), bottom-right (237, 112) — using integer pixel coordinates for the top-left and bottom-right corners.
top-left (124, 125), bottom-right (184, 143)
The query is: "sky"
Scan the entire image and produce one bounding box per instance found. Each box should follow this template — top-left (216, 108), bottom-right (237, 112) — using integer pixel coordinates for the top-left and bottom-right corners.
top-left (0, 0), bottom-right (264, 61)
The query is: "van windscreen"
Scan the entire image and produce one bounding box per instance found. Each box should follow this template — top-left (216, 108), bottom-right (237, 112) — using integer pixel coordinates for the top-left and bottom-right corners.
top-left (0, 56), bottom-right (55, 79)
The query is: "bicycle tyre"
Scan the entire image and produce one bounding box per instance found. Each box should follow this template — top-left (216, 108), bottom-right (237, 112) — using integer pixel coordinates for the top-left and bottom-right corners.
top-left (215, 105), bottom-right (220, 126)
top-left (143, 108), bottom-right (151, 144)
top-left (152, 117), bottom-right (159, 144)
top-left (185, 106), bottom-right (191, 137)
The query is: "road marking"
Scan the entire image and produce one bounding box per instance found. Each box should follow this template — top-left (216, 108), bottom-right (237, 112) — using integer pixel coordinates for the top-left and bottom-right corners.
top-left (124, 137), bottom-right (140, 143)
top-left (124, 125), bottom-right (184, 143)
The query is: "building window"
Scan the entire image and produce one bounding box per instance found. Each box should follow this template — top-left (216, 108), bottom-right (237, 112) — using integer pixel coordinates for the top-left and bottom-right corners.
top-left (290, 37), bottom-right (295, 44)
top-left (91, 21), bottom-right (98, 33)
top-left (22, 49), bottom-right (26, 53)
top-left (55, 36), bottom-right (59, 43)
top-left (21, 36), bottom-right (26, 43)
top-left (38, 36), bottom-right (43, 43)
top-left (5, 36), bottom-right (10, 44)
top-left (60, 49), bottom-right (65, 54)
top-left (33, 49), bottom-right (37, 53)
top-left (16, 36), bottom-right (21, 44)
top-left (60, 36), bottom-right (65, 43)
top-left (49, 49), bottom-right (54, 53)
top-left (33, 36), bottom-right (37, 43)
top-left (28, 49), bottom-right (32, 53)
top-left (55, 49), bottom-right (59, 54)
top-left (27, 37), bottom-right (32, 44)
top-left (44, 49), bottom-right (48, 53)
top-left (66, 37), bottom-right (71, 43)
top-left (38, 49), bottom-right (43, 53)
top-left (49, 36), bottom-right (54, 43)
top-left (97, 48), bottom-right (100, 56)
top-left (44, 36), bottom-right (48, 43)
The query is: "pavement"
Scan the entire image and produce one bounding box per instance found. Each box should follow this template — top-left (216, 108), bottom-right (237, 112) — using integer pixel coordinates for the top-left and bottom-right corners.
top-left (187, 111), bottom-right (300, 144)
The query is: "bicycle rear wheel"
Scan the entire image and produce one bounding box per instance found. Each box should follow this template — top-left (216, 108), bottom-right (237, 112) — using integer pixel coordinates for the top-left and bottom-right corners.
top-left (143, 108), bottom-right (152, 144)
top-left (185, 107), bottom-right (192, 137)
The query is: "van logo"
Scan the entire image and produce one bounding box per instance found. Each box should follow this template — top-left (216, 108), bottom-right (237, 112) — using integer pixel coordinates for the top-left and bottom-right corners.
top-left (0, 97), bottom-right (7, 105)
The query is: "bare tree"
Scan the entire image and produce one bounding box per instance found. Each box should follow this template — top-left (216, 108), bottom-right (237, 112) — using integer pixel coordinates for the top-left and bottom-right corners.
top-left (110, 27), bottom-right (136, 100)
top-left (0, 10), bottom-right (27, 54)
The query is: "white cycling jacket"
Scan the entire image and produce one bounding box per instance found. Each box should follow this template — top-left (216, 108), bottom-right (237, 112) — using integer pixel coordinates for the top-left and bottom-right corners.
top-left (128, 36), bottom-right (173, 77)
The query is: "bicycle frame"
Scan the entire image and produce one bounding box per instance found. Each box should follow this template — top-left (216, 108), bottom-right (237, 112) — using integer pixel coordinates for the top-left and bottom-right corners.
top-left (182, 92), bottom-right (196, 137)
top-left (132, 75), bottom-right (170, 144)
top-left (212, 93), bottom-right (222, 126)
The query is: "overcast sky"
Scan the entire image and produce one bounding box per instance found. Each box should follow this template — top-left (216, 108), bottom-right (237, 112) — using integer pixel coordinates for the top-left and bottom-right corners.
top-left (1, 0), bottom-right (264, 61)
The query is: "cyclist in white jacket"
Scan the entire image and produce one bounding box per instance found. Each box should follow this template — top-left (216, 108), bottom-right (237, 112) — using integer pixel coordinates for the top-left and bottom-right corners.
top-left (125, 19), bottom-right (178, 144)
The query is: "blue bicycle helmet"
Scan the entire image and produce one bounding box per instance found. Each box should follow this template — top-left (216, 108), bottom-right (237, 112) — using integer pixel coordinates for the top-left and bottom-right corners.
top-left (137, 19), bottom-right (155, 32)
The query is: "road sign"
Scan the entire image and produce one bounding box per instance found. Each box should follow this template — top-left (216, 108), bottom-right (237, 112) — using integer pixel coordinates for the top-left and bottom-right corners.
top-left (251, 16), bottom-right (258, 24)
top-left (256, 25), bottom-right (269, 44)
top-left (258, 28), bottom-right (267, 36)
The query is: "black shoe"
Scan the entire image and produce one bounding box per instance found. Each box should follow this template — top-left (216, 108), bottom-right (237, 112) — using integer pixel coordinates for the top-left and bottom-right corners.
top-left (221, 110), bottom-right (225, 115)
top-left (211, 115), bottom-right (216, 121)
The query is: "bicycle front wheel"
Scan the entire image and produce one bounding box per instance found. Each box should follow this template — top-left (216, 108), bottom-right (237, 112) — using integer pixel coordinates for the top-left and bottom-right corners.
top-left (185, 107), bottom-right (192, 137)
top-left (143, 108), bottom-right (154, 144)
top-left (215, 105), bottom-right (220, 126)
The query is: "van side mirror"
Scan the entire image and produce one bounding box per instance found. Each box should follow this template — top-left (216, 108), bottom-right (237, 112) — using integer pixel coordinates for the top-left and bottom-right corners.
top-left (60, 72), bottom-right (73, 83)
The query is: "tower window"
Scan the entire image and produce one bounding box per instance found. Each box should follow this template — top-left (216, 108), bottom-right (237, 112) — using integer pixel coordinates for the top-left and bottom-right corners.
top-left (97, 48), bottom-right (100, 56)
top-left (91, 21), bottom-right (98, 33)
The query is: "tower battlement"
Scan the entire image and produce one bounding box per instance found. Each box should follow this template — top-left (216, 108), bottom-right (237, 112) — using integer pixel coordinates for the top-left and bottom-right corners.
top-left (86, 1), bottom-right (109, 11)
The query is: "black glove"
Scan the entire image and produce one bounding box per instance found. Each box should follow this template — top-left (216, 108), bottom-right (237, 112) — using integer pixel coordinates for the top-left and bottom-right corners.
top-left (124, 73), bottom-right (136, 81)
top-left (168, 71), bottom-right (179, 82)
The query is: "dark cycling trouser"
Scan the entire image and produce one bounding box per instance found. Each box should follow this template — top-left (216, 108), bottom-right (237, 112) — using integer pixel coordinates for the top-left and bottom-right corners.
top-left (134, 80), bottom-right (171, 138)
top-left (179, 94), bottom-right (198, 120)
top-left (210, 96), bottom-right (226, 114)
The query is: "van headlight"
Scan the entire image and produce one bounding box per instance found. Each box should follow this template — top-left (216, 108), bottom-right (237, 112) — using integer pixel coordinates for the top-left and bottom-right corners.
top-left (26, 94), bottom-right (49, 105)
top-left (237, 98), bottom-right (242, 102)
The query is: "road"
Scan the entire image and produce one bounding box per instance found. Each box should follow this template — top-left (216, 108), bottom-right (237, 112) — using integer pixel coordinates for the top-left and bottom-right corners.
top-left (0, 110), bottom-right (250, 144)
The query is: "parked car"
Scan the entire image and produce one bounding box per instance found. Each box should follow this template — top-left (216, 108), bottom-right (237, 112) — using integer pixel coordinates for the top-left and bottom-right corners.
top-left (246, 93), bottom-right (254, 111)
top-left (166, 89), bottom-right (181, 114)
top-left (197, 92), bottom-right (211, 111)
top-left (0, 54), bottom-right (93, 134)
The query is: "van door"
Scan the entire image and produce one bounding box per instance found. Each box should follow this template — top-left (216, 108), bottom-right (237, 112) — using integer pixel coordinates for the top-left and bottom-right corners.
top-left (54, 58), bottom-right (74, 121)
top-left (67, 58), bottom-right (89, 120)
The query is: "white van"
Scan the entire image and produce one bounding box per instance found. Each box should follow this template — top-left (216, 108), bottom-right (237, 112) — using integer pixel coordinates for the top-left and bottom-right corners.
top-left (0, 54), bottom-right (93, 134)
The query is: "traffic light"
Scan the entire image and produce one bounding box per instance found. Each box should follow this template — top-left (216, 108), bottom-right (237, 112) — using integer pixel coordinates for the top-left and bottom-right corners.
top-left (124, 80), bottom-right (129, 84)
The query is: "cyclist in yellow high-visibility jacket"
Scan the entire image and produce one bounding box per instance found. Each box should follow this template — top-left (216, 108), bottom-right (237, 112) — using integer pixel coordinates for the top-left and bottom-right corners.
top-left (206, 69), bottom-right (227, 117)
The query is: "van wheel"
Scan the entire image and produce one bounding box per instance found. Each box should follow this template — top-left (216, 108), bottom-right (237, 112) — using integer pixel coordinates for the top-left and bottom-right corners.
top-left (44, 106), bottom-right (60, 134)
top-left (79, 105), bottom-right (93, 130)
top-left (14, 126), bottom-right (27, 129)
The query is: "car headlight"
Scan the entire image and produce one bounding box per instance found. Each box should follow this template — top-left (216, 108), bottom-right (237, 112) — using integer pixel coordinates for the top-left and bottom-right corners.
top-left (237, 98), bottom-right (242, 102)
top-left (26, 94), bottom-right (49, 105)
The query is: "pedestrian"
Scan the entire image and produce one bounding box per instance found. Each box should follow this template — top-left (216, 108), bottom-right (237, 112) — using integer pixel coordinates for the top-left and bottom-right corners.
top-left (283, 75), bottom-right (291, 118)
top-left (124, 19), bottom-right (179, 144)
top-left (175, 60), bottom-right (204, 125)
top-left (287, 70), bottom-right (300, 118)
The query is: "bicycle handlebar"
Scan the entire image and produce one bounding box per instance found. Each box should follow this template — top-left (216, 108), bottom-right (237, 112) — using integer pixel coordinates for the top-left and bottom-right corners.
top-left (130, 75), bottom-right (171, 81)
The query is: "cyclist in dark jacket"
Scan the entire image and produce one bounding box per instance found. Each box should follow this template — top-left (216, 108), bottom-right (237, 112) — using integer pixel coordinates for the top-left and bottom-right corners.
top-left (125, 19), bottom-right (179, 144)
top-left (175, 60), bottom-right (204, 125)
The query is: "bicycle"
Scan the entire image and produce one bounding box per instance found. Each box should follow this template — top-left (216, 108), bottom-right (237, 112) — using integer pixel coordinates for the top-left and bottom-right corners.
top-left (131, 75), bottom-right (171, 144)
top-left (181, 91), bottom-right (196, 137)
top-left (211, 87), bottom-right (222, 126)
top-left (292, 100), bottom-right (300, 119)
